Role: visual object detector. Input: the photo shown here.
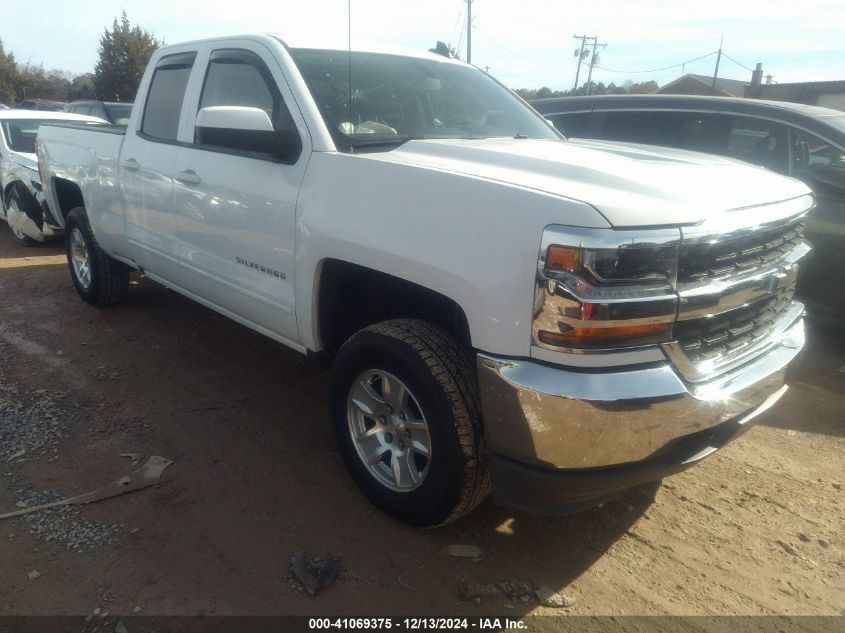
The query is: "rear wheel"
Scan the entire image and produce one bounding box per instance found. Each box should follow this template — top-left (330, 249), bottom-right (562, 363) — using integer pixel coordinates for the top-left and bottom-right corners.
top-left (329, 319), bottom-right (490, 527)
top-left (65, 207), bottom-right (130, 306)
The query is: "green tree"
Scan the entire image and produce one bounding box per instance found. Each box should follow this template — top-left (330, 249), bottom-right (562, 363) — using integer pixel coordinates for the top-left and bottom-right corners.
top-left (16, 63), bottom-right (73, 101)
top-left (627, 80), bottom-right (659, 94)
top-left (68, 73), bottom-right (97, 101)
top-left (0, 38), bottom-right (20, 104)
top-left (94, 11), bottom-right (161, 101)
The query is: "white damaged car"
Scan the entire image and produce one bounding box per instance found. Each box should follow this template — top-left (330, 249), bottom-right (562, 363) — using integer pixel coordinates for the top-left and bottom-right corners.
top-left (1, 110), bottom-right (104, 245)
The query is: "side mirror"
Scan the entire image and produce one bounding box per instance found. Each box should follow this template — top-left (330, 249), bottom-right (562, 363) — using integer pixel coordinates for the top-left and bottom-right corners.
top-left (195, 106), bottom-right (299, 159)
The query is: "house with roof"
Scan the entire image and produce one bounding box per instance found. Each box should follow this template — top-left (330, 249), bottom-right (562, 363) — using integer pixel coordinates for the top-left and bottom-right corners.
top-left (749, 80), bottom-right (845, 112)
top-left (656, 67), bottom-right (845, 112)
top-left (657, 73), bottom-right (748, 98)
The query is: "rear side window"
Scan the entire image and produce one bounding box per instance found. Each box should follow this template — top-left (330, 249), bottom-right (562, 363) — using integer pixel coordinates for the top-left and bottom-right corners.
top-left (141, 52), bottom-right (196, 141)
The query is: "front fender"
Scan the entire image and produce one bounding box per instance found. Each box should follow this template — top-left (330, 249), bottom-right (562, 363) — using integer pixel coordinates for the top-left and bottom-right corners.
top-left (294, 152), bottom-right (609, 356)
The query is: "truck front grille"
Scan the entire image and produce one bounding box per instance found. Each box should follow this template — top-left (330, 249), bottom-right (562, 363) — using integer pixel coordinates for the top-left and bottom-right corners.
top-left (678, 221), bottom-right (805, 285)
top-left (675, 283), bottom-right (796, 364)
top-left (665, 214), bottom-right (810, 381)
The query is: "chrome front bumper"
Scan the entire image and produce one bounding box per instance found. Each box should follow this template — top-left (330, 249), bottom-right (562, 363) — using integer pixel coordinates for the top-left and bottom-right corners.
top-left (477, 313), bottom-right (804, 473)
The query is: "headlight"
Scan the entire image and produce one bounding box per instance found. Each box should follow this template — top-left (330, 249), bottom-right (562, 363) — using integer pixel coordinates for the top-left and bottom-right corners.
top-left (533, 227), bottom-right (681, 350)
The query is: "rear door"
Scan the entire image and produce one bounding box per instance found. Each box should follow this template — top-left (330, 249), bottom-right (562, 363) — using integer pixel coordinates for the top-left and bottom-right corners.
top-left (120, 50), bottom-right (197, 277)
top-left (170, 40), bottom-right (309, 345)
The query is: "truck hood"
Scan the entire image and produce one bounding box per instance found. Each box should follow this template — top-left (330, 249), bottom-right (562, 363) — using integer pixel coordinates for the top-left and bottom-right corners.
top-left (368, 137), bottom-right (811, 227)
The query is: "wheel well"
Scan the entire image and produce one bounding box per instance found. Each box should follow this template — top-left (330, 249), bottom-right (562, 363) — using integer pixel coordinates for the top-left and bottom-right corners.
top-left (317, 260), bottom-right (472, 357)
top-left (52, 178), bottom-right (84, 221)
top-left (3, 179), bottom-right (24, 208)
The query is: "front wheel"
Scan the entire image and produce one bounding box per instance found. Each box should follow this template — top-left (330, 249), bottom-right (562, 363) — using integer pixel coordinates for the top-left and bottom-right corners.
top-left (329, 319), bottom-right (490, 527)
top-left (6, 186), bottom-right (37, 246)
top-left (65, 207), bottom-right (130, 306)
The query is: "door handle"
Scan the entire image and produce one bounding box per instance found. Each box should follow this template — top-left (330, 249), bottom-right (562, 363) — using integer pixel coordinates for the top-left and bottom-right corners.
top-left (120, 158), bottom-right (140, 171)
top-left (174, 169), bottom-right (202, 185)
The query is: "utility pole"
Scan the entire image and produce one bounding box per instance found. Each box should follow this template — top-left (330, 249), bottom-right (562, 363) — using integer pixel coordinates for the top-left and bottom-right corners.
top-left (572, 34), bottom-right (591, 92)
top-left (465, 0), bottom-right (473, 64)
top-left (711, 34), bottom-right (723, 91)
top-left (585, 37), bottom-right (607, 95)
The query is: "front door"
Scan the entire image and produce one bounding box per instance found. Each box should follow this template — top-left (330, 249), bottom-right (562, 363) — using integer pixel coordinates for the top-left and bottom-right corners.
top-left (171, 43), bottom-right (308, 346)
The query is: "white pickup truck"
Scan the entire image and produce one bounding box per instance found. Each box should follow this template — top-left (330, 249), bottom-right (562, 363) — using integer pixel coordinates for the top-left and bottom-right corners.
top-left (37, 35), bottom-right (812, 526)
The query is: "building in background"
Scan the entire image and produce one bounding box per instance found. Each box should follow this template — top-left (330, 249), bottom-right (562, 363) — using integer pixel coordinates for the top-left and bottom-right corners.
top-left (657, 65), bottom-right (845, 112)
top-left (657, 74), bottom-right (748, 97)
top-left (749, 80), bottom-right (845, 112)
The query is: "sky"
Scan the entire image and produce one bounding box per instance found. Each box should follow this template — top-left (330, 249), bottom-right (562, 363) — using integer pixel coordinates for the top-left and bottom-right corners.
top-left (1, 0), bottom-right (844, 91)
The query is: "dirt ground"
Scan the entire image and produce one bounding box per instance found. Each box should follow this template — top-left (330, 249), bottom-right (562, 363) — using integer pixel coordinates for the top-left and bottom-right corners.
top-left (0, 229), bottom-right (843, 624)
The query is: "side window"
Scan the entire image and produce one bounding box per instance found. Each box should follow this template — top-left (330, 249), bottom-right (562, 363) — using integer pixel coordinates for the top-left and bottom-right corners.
top-left (649, 111), bottom-right (720, 153)
top-left (73, 105), bottom-right (91, 116)
top-left (194, 49), bottom-right (299, 154)
top-left (790, 128), bottom-right (845, 176)
top-left (141, 52), bottom-right (196, 141)
top-left (718, 114), bottom-right (790, 174)
top-left (549, 113), bottom-right (591, 138)
top-left (600, 111), bottom-right (661, 144)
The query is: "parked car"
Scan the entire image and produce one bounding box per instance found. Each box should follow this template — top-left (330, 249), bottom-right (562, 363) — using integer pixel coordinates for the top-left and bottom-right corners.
top-left (38, 35), bottom-right (811, 526)
top-left (1, 110), bottom-right (106, 244)
top-left (531, 94), bottom-right (845, 314)
top-left (64, 100), bottom-right (133, 125)
top-left (17, 99), bottom-right (66, 111)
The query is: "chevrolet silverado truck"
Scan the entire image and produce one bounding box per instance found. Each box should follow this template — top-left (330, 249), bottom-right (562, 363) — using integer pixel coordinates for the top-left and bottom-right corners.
top-left (36, 35), bottom-right (812, 527)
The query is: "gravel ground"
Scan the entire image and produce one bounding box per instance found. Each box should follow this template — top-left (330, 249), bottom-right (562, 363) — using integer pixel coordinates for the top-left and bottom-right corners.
top-left (0, 232), bottom-right (843, 621)
top-left (0, 357), bottom-right (70, 461)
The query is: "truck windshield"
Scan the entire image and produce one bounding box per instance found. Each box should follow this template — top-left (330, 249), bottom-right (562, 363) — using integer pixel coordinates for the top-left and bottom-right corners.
top-left (1, 119), bottom-right (53, 153)
top-left (289, 48), bottom-right (560, 151)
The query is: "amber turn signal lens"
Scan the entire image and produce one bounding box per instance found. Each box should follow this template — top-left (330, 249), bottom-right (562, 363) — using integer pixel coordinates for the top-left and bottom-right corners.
top-left (546, 245), bottom-right (579, 272)
top-left (538, 322), bottom-right (671, 348)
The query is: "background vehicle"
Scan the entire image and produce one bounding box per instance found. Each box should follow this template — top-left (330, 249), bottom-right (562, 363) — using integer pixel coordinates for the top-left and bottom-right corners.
top-left (531, 94), bottom-right (845, 314)
top-left (64, 100), bottom-right (133, 125)
top-left (37, 35), bottom-right (811, 527)
top-left (1, 110), bottom-right (105, 244)
top-left (17, 98), bottom-right (66, 111)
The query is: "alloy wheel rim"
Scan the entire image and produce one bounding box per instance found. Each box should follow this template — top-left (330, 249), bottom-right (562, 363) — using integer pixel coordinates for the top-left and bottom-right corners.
top-left (69, 228), bottom-right (92, 289)
top-left (346, 369), bottom-right (432, 492)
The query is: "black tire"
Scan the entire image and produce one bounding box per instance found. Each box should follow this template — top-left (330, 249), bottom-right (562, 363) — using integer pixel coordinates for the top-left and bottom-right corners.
top-left (65, 207), bottom-right (130, 306)
top-left (329, 319), bottom-right (491, 527)
top-left (6, 185), bottom-right (37, 246)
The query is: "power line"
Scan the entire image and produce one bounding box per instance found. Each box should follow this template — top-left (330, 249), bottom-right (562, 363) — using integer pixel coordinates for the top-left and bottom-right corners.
top-left (597, 51), bottom-right (717, 74)
top-left (451, 4), bottom-right (464, 53)
top-left (472, 23), bottom-right (537, 64)
top-left (721, 52), bottom-right (755, 73)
